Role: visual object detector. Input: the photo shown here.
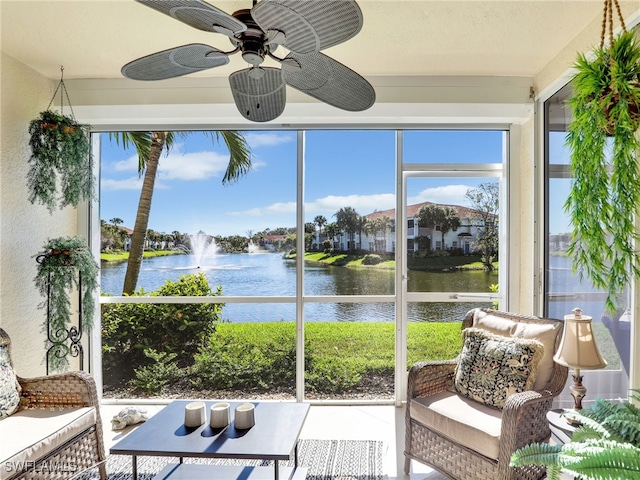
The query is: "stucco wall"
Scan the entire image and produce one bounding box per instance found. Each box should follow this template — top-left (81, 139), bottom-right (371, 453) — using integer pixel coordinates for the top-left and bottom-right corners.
top-left (0, 53), bottom-right (78, 377)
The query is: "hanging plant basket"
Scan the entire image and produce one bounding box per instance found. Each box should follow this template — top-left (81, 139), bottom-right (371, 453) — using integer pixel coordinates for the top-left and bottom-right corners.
top-left (565, 0), bottom-right (640, 312)
top-left (34, 236), bottom-right (99, 372)
top-left (26, 67), bottom-right (94, 212)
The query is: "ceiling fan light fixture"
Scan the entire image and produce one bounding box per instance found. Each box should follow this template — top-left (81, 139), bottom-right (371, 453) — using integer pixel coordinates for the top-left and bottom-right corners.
top-left (248, 67), bottom-right (266, 80)
top-left (229, 67), bottom-right (286, 122)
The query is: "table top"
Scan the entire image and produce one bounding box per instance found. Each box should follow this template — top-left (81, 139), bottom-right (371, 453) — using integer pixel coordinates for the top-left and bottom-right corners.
top-left (111, 401), bottom-right (310, 460)
top-left (547, 408), bottom-right (578, 444)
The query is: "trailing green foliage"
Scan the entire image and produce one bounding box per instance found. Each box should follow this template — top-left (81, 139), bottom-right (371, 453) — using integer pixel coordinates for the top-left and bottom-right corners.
top-left (35, 236), bottom-right (98, 372)
top-left (101, 273), bottom-right (223, 382)
top-left (565, 31), bottom-right (640, 312)
top-left (27, 110), bottom-right (94, 212)
top-left (510, 389), bottom-right (640, 479)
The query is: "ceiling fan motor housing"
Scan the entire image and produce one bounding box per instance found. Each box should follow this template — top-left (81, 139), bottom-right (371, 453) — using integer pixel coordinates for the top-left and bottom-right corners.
top-left (232, 9), bottom-right (268, 66)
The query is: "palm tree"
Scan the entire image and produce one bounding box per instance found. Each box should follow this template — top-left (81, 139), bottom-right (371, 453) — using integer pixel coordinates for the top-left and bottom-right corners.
top-left (416, 204), bottom-right (460, 251)
top-left (373, 215), bottom-right (394, 252)
top-left (440, 206), bottom-right (461, 246)
top-left (334, 207), bottom-right (360, 252)
top-left (314, 215), bottom-right (327, 241)
top-left (110, 131), bottom-right (251, 294)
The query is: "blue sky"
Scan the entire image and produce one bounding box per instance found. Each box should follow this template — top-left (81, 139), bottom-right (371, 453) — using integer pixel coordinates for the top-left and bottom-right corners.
top-left (99, 129), bottom-right (544, 237)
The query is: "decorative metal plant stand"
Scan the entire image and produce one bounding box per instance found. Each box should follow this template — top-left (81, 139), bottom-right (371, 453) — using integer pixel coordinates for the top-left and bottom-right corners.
top-left (36, 251), bottom-right (84, 374)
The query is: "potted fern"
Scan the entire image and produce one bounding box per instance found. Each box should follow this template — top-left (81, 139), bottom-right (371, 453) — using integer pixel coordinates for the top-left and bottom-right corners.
top-left (27, 110), bottom-right (94, 212)
top-left (510, 389), bottom-right (640, 479)
top-left (564, 1), bottom-right (640, 312)
top-left (35, 236), bottom-right (99, 372)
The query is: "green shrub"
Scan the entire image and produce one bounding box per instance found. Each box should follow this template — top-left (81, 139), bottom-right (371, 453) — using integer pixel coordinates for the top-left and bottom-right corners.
top-left (131, 349), bottom-right (183, 395)
top-left (191, 323), bottom-right (298, 391)
top-left (305, 355), bottom-right (362, 392)
top-left (362, 254), bottom-right (382, 265)
top-left (102, 273), bottom-right (223, 382)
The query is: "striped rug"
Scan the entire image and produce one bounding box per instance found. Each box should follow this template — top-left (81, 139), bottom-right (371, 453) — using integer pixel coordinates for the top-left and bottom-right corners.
top-left (78, 439), bottom-right (385, 480)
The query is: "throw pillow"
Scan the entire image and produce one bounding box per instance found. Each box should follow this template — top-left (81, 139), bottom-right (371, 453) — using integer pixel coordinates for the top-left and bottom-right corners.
top-left (0, 344), bottom-right (21, 419)
top-left (454, 327), bottom-right (544, 409)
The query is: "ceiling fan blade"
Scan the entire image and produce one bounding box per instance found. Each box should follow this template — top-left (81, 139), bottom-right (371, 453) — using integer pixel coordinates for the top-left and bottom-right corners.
top-left (229, 67), bottom-right (286, 122)
top-left (122, 44), bottom-right (229, 80)
top-left (136, 0), bottom-right (246, 34)
top-left (251, 0), bottom-right (362, 54)
top-left (282, 52), bottom-right (375, 112)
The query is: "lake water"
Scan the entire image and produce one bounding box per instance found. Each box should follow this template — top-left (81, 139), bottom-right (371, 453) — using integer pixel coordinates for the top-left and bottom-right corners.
top-left (100, 252), bottom-right (498, 323)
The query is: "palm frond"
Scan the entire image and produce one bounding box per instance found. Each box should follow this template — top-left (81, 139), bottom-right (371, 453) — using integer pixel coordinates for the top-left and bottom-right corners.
top-left (109, 132), bottom-right (154, 175)
top-left (213, 130), bottom-right (252, 184)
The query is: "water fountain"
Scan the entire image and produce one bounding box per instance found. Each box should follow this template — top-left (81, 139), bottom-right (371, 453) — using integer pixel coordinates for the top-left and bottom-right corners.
top-left (247, 239), bottom-right (258, 254)
top-left (189, 232), bottom-right (219, 268)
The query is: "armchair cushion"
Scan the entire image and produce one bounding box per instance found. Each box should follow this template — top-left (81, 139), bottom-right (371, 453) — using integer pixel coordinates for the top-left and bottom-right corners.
top-left (410, 390), bottom-right (503, 459)
top-left (472, 309), bottom-right (561, 390)
top-left (0, 406), bottom-right (96, 476)
top-left (454, 328), bottom-right (543, 408)
top-left (0, 344), bottom-right (21, 420)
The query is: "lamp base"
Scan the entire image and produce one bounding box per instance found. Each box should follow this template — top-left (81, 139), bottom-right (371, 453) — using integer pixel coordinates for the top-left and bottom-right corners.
top-left (569, 372), bottom-right (586, 410)
top-left (565, 372), bottom-right (586, 425)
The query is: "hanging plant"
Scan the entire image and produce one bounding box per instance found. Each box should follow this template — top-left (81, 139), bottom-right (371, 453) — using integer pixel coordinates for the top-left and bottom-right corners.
top-left (34, 236), bottom-right (99, 372)
top-left (26, 67), bottom-right (94, 212)
top-left (564, 0), bottom-right (640, 312)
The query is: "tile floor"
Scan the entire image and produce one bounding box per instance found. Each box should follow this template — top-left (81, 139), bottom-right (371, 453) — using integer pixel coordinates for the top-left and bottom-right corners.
top-left (100, 401), bottom-right (572, 480)
top-left (99, 402), bottom-right (445, 480)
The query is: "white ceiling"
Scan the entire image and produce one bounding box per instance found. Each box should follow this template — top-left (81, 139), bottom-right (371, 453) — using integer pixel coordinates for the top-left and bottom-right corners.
top-left (2, 0), bottom-right (638, 82)
top-left (2, 0), bottom-right (640, 127)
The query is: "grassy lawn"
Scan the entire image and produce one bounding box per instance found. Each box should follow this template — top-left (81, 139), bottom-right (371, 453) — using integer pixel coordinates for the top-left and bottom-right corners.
top-left (301, 251), bottom-right (497, 271)
top-left (101, 250), bottom-right (183, 262)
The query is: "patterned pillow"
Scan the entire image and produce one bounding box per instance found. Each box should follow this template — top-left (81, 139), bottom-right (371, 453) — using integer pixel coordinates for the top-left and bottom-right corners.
top-left (453, 328), bottom-right (544, 409)
top-left (0, 344), bottom-right (21, 419)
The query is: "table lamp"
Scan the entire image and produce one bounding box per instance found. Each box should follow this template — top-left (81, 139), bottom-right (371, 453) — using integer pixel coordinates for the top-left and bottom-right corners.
top-left (553, 308), bottom-right (607, 422)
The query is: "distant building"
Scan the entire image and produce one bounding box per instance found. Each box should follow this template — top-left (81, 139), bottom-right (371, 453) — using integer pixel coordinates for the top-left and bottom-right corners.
top-left (319, 201), bottom-right (490, 254)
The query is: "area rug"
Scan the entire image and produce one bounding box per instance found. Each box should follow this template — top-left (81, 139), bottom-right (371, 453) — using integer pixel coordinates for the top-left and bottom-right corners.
top-left (78, 439), bottom-right (385, 480)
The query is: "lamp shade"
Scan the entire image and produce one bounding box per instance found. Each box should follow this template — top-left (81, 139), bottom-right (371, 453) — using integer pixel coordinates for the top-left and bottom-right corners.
top-left (553, 308), bottom-right (607, 369)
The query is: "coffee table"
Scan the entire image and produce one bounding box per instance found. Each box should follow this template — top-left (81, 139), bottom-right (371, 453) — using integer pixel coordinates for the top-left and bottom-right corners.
top-left (110, 400), bottom-right (310, 480)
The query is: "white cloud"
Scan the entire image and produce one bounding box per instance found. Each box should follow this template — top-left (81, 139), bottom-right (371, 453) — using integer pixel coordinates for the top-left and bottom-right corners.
top-left (101, 176), bottom-right (171, 191)
top-left (244, 132), bottom-right (295, 148)
top-left (226, 193), bottom-right (396, 219)
top-left (228, 202), bottom-right (296, 217)
top-left (408, 184), bottom-right (474, 207)
top-left (157, 150), bottom-right (230, 181)
top-left (103, 147), bottom-right (233, 190)
top-left (309, 194), bottom-right (396, 215)
top-left (112, 154), bottom-right (138, 172)
top-left (101, 176), bottom-right (141, 191)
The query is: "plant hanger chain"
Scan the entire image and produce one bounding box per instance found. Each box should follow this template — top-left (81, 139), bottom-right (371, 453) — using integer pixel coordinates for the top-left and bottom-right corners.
top-left (46, 65), bottom-right (77, 121)
top-left (600, 0), bottom-right (627, 49)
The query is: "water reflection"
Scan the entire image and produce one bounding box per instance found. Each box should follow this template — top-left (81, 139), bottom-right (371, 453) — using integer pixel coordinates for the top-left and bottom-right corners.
top-left (101, 253), bottom-right (496, 323)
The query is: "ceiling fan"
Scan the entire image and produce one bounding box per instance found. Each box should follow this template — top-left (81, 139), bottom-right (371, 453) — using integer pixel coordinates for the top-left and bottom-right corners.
top-left (122, 0), bottom-right (376, 122)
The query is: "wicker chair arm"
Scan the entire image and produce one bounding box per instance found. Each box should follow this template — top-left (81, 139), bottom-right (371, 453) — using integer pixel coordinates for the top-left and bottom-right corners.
top-left (498, 389), bottom-right (555, 468)
top-left (18, 371), bottom-right (100, 410)
top-left (407, 360), bottom-right (457, 399)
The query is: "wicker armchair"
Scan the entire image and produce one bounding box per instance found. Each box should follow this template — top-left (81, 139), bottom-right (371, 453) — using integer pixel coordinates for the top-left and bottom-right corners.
top-left (404, 308), bottom-right (569, 480)
top-left (0, 328), bottom-right (106, 480)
